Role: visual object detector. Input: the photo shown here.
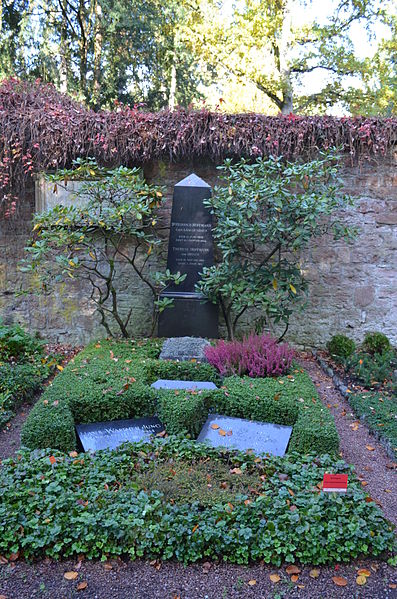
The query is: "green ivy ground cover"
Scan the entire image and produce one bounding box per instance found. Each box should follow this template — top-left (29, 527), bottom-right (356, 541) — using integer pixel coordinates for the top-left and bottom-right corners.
top-left (0, 321), bottom-right (58, 429)
top-left (0, 439), bottom-right (394, 565)
top-left (21, 339), bottom-right (339, 455)
top-left (349, 391), bottom-right (397, 459)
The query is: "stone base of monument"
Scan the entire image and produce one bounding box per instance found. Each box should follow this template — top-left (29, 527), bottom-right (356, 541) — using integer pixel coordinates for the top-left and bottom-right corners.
top-left (197, 414), bottom-right (292, 457)
top-left (159, 336), bottom-right (211, 362)
top-left (158, 292), bottom-right (218, 338)
top-left (76, 417), bottom-right (164, 452)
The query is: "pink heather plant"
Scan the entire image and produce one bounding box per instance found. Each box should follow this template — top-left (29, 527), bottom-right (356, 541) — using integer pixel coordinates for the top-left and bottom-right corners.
top-left (204, 333), bottom-right (294, 378)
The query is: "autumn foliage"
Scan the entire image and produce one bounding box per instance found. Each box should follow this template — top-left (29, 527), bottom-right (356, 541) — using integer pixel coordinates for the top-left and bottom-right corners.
top-left (1, 77), bottom-right (397, 216)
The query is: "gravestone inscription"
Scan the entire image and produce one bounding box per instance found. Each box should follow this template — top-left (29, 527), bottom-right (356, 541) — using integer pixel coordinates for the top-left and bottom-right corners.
top-left (197, 414), bottom-right (292, 457)
top-left (76, 417), bottom-right (164, 452)
top-left (158, 174), bottom-right (218, 338)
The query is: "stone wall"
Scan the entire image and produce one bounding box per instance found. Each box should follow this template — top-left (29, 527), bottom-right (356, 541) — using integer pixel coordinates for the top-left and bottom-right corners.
top-left (0, 157), bottom-right (396, 347)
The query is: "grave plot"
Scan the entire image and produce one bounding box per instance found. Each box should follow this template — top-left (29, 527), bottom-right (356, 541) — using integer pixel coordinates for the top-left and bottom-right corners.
top-left (9, 337), bottom-right (395, 567)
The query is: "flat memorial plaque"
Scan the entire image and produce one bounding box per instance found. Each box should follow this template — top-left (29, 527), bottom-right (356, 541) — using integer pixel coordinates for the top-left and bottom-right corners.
top-left (197, 414), bottom-right (292, 457)
top-left (76, 417), bottom-right (164, 452)
top-left (151, 379), bottom-right (217, 390)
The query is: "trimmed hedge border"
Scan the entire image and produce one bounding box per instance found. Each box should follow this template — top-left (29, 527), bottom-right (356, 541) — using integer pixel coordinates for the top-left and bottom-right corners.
top-left (22, 340), bottom-right (339, 455)
top-left (315, 353), bottom-right (396, 460)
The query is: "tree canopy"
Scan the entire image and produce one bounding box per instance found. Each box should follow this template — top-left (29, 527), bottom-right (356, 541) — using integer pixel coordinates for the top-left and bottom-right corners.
top-left (0, 0), bottom-right (395, 114)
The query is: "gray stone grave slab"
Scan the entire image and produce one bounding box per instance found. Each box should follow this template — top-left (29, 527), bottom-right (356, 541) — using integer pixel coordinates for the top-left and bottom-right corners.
top-left (151, 379), bottom-right (217, 390)
top-left (159, 336), bottom-right (211, 362)
top-left (158, 173), bottom-right (218, 338)
top-left (76, 417), bottom-right (164, 452)
top-left (197, 414), bottom-right (292, 457)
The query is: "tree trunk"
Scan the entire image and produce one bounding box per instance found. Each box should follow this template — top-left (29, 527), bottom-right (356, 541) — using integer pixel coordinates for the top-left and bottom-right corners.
top-left (92, 0), bottom-right (103, 108)
top-left (59, 0), bottom-right (68, 93)
top-left (279, 0), bottom-right (294, 113)
top-left (168, 47), bottom-right (177, 110)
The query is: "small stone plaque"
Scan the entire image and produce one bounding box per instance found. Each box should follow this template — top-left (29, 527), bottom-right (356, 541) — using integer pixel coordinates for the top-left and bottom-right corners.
top-left (151, 379), bottom-right (217, 390)
top-left (159, 336), bottom-right (211, 362)
top-left (197, 414), bottom-right (292, 457)
top-left (76, 417), bottom-right (164, 452)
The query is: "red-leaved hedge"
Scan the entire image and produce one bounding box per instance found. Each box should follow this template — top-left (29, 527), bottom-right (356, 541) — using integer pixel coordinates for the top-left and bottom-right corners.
top-left (1, 77), bottom-right (396, 216)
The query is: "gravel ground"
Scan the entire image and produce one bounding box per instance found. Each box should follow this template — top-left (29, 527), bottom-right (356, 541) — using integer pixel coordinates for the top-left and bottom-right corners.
top-left (0, 557), bottom-right (396, 599)
top-left (0, 350), bottom-right (395, 599)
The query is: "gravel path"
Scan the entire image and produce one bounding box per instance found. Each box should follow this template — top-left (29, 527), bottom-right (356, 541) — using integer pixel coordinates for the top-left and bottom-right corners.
top-left (0, 557), bottom-right (396, 599)
top-left (0, 401), bottom-right (31, 461)
top-left (300, 354), bottom-right (397, 527)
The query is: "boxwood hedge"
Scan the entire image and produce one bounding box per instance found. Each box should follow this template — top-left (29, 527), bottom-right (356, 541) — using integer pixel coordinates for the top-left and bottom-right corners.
top-left (0, 438), bottom-right (394, 565)
top-left (22, 340), bottom-right (339, 455)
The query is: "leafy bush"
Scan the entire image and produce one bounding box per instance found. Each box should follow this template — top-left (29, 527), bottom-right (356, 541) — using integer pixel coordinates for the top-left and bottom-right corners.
top-left (327, 334), bottom-right (356, 359)
top-left (0, 363), bottom-right (48, 401)
top-left (197, 153), bottom-right (356, 339)
top-left (363, 332), bottom-right (391, 355)
top-left (345, 349), bottom-right (396, 390)
top-left (0, 438), bottom-right (394, 564)
top-left (157, 390), bottom-right (211, 437)
top-left (0, 321), bottom-right (43, 360)
top-left (145, 358), bottom-right (221, 385)
top-left (348, 392), bottom-right (397, 459)
top-left (0, 391), bottom-right (14, 429)
top-left (205, 334), bottom-right (294, 377)
top-left (21, 400), bottom-right (76, 451)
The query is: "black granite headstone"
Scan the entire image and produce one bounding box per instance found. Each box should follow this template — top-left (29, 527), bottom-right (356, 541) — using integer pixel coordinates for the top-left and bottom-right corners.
top-left (197, 414), bottom-right (292, 457)
top-left (76, 417), bottom-right (164, 452)
top-left (158, 174), bottom-right (218, 338)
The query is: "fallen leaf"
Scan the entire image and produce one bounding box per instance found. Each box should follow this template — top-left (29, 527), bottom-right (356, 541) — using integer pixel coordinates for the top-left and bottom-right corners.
top-left (156, 430), bottom-right (166, 438)
top-left (64, 571), bottom-right (78, 580)
top-left (103, 563), bottom-right (113, 571)
top-left (226, 430), bottom-right (233, 436)
top-left (0, 595), bottom-right (7, 599)
top-left (77, 581), bottom-right (88, 591)
top-left (286, 565), bottom-right (301, 575)
top-left (0, 556), bottom-right (8, 565)
top-left (49, 456), bottom-right (56, 465)
top-left (248, 579), bottom-right (257, 586)
top-left (218, 429), bottom-right (226, 436)
top-left (389, 583), bottom-right (396, 589)
top-left (69, 451), bottom-right (78, 458)
top-left (384, 489), bottom-right (392, 493)
top-left (297, 584), bottom-right (305, 589)
top-left (211, 424), bottom-right (220, 430)
top-left (366, 445), bottom-right (375, 451)
top-left (357, 569), bottom-right (371, 577)
top-left (361, 481), bottom-right (368, 486)
top-left (192, 525), bottom-right (198, 533)
top-left (56, 365), bottom-right (64, 371)
top-left (332, 576), bottom-right (348, 587)
top-left (202, 561), bottom-right (211, 573)
top-left (356, 575), bottom-right (367, 586)
top-left (230, 468), bottom-right (242, 475)
top-left (288, 488), bottom-right (295, 497)
top-left (8, 553), bottom-right (19, 562)
top-left (309, 569), bottom-right (320, 579)
top-left (291, 575), bottom-right (299, 582)
top-left (269, 574), bottom-right (280, 583)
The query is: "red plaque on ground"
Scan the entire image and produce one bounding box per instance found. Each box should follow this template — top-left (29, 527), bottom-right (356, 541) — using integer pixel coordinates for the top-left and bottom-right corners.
top-left (323, 473), bottom-right (348, 493)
